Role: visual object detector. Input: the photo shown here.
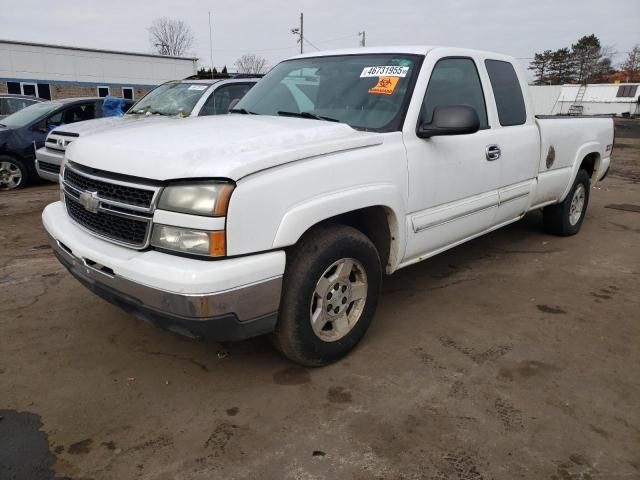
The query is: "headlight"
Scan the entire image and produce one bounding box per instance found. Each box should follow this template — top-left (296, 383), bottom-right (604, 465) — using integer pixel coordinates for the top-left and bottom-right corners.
top-left (151, 225), bottom-right (226, 257)
top-left (59, 157), bottom-right (68, 202)
top-left (158, 182), bottom-right (234, 217)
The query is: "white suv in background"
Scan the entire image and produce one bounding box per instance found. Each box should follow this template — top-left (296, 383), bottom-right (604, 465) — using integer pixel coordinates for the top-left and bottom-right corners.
top-left (35, 77), bottom-right (260, 182)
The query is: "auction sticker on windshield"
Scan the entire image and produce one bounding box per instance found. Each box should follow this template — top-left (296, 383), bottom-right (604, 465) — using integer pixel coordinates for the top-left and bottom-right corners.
top-left (188, 85), bottom-right (208, 90)
top-left (360, 66), bottom-right (409, 77)
top-left (368, 76), bottom-right (400, 95)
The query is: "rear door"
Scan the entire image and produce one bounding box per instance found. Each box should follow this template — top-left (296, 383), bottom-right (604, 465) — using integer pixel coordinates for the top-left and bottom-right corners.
top-left (483, 59), bottom-right (539, 225)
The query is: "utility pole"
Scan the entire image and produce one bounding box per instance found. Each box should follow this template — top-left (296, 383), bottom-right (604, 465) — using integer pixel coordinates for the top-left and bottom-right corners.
top-left (291, 13), bottom-right (304, 54)
top-left (300, 13), bottom-right (304, 54)
top-left (359, 31), bottom-right (366, 47)
top-left (208, 12), bottom-right (214, 78)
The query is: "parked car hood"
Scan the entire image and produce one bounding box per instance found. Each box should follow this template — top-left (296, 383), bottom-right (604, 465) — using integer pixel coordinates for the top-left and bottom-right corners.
top-left (51, 114), bottom-right (175, 136)
top-left (66, 115), bottom-right (384, 181)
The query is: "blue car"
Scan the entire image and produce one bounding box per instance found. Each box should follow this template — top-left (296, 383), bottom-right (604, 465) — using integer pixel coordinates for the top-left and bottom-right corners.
top-left (0, 97), bottom-right (133, 190)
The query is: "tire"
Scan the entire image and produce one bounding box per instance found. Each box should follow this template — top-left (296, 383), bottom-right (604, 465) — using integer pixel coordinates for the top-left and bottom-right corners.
top-left (0, 155), bottom-right (30, 191)
top-left (271, 224), bottom-right (382, 367)
top-left (543, 169), bottom-right (590, 236)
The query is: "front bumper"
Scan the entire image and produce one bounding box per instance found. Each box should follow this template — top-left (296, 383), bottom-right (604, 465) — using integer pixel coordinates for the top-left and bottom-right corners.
top-left (43, 202), bottom-right (285, 341)
top-left (35, 148), bottom-right (63, 183)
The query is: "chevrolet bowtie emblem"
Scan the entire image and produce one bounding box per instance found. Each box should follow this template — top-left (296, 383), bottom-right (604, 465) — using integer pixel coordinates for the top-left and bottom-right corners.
top-left (79, 191), bottom-right (100, 213)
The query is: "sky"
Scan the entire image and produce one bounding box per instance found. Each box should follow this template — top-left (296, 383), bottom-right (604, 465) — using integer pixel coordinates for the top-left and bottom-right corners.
top-left (0, 0), bottom-right (638, 74)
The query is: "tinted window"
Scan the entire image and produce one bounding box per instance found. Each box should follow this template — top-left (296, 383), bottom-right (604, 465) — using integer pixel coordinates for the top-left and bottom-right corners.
top-left (616, 85), bottom-right (638, 98)
top-left (7, 82), bottom-right (20, 94)
top-left (1, 97), bottom-right (37, 115)
top-left (22, 84), bottom-right (36, 96)
top-left (200, 83), bottom-right (253, 116)
top-left (38, 83), bottom-right (51, 100)
top-left (485, 60), bottom-right (526, 126)
top-left (421, 58), bottom-right (488, 129)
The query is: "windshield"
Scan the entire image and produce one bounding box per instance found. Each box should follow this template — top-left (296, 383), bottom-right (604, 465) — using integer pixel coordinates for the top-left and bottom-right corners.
top-left (235, 54), bottom-right (422, 131)
top-left (0, 101), bottom-right (62, 128)
top-left (128, 82), bottom-right (212, 116)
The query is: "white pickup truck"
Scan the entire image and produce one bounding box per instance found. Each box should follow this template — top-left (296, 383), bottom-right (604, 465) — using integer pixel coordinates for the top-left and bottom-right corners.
top-left (42, 46), bottom-right (614, 366)
top-left (35, 78), bottom-right (258, 182)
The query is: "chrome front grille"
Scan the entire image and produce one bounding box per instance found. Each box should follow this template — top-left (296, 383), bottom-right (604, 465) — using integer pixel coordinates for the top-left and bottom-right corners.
top-left (64, 168), bottom-right (155, 208)
top-left (61, 163), bottom-right (161, 249)
top-left (38, 161), bottom-right (60, 175)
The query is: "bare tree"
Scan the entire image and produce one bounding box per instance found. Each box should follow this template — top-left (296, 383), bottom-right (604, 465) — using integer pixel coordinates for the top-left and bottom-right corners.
top-left (148, 17), bottom-right (194, 57)
top-left (621, 44), bottom-right (640, 82)
top-left (234, 54), bottom-right (268, 74)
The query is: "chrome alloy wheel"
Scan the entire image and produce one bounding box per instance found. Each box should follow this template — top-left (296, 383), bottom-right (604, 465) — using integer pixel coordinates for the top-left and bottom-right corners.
top-left (0, 161), bottom-right (23, 190)
top-left (310, 258), bottom-right (368, 342)
top-left (569, 184), bottom-right (586, 226)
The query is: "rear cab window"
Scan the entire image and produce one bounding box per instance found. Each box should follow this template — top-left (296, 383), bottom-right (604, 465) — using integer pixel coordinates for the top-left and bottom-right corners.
top-left (484, 60), bottom-right (527, 126)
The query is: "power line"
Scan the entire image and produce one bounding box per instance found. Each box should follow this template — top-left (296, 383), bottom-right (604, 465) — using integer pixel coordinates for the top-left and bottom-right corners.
top-left (303, 37), bottom-right (321, 51)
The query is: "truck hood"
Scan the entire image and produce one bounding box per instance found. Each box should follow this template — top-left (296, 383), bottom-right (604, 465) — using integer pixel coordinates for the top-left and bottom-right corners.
top-left (66, 115), bottom-right (384, 181)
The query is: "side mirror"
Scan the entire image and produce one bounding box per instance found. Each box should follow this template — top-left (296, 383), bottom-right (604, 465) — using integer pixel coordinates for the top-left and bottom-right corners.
top-left (417, 105), bottom-right (480, 139)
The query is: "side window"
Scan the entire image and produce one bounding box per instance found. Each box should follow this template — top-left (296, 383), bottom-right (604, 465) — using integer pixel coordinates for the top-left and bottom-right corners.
top-left (7, 82), bottom-right (20, 94)
top-left (421, 58), bottom-right (488, 129)
top-left (200, 83), bottom-right (254, 116)
top-left (97, 86), bottom-right (110, 98)
top-left (49, 104), bottom-right (96, 128)
top-left (122, 87), bottom-right (134, 100)
top-left (47, 111), bottom-right (64, 130)
top-left (484, 60), bottom-right (526, 126)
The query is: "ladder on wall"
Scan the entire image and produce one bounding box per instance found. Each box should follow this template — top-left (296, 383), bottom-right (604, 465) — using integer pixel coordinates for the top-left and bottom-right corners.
top-left (568, 84), bottom-right (587, 115)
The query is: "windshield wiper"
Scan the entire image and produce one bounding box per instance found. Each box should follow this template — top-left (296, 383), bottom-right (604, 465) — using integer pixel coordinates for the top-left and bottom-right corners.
top-left (229, 108), bottom-right (258, 115)
top-left (277, 111), bottom-right (340, 123)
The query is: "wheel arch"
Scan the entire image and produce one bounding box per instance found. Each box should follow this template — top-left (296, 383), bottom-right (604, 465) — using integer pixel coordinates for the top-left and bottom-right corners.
top-left (559, 144), bottom-right (602, 202)
top-left (272, 185), bottom-right (405, 274)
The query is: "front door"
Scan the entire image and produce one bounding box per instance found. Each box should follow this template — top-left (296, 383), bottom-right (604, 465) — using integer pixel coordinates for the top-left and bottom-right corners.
top-left (402, 57), bottom-right (503, 263)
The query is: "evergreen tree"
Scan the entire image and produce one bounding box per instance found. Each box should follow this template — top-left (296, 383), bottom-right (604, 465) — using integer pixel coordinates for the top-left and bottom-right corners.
top-left (571, 34), bottom-right (610, 84)
top-left (548, 48), bottom-right (574, 84)
top-left (529, 50), bottom-right (553, 85)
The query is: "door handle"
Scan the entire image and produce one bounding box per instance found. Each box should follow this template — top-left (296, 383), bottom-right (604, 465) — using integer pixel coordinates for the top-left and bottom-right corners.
top-left (486, 144), bottom-right (501, 161)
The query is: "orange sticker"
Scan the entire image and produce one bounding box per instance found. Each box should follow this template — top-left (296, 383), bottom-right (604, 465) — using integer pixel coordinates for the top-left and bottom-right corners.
top-left (368, 76), bottom-right (399, 95)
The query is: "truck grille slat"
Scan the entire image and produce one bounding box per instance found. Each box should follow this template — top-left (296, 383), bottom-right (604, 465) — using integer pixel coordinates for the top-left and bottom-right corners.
top-left (64, 168), bottom-right (155, 208)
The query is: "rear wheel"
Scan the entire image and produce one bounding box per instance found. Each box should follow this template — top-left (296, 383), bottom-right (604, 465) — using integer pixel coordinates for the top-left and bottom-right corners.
top-left (543, 169), bottom-right (590, 236)
top-left (0, 156), bottom-right (29, 191)
top-left (271, 225), bottom-right (382, 367)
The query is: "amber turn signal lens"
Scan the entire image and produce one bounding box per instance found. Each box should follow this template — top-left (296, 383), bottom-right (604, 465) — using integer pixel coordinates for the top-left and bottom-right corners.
top-left (209, 231), bottom-right (226, 256)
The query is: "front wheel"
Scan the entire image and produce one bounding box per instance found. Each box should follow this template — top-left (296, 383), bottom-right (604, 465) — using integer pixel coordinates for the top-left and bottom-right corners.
top-left (0, 156), bottom-right (29, 191)
top-left (543, 169), bottom-right (590, 236)
top-left (271, 225), bottom-right (382, 367)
